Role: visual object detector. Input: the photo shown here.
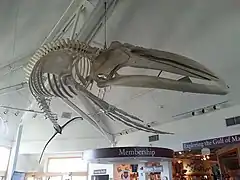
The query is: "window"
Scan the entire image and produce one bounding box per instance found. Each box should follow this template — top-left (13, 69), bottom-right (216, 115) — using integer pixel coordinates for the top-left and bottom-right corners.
top-left (47, 157), bottom-right (87, 180)
top-left (235, 116), bottom-right (240, 124)
top-left (47, 157), bottom-right (88, 173)
top-left (0, 147), bottom-right (10, 171)
top-left (225, 116), bottom-right (240, 127)
top-left (26, 177), bottom-right (34, 180)
top-left (49, 176), bottom-right (62, 180)
top-left (226, 117), bottom-right (235, 126)
top-left (72, 176), bottom-right (87, 180)
top-left (148, 135), bottom-right (159, 142)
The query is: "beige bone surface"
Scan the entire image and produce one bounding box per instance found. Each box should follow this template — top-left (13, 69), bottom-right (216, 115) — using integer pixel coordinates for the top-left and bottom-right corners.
top-left (92, 41), bottom-right (228, 95)
top-left (25, 38), bottom-right (228, 135)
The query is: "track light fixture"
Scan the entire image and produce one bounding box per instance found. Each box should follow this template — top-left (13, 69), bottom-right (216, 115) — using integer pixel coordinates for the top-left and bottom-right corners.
top-left (173, 101), bottom-right (229, 119)
top-left (3, 110), bottom-right (8, 115)
top-left (14, 111), bottom-right (20, 116)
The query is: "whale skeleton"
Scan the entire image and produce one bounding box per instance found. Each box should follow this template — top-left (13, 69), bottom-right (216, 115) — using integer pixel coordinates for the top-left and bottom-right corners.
top-left (24, 38), bottom-right (228, 135)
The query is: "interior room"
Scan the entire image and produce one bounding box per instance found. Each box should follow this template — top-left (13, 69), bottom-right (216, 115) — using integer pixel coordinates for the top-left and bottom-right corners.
top-left (0, 0), bottom-right (240, 180)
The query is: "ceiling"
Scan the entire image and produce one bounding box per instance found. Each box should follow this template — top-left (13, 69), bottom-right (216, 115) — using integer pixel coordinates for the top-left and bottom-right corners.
top-left (0, 0), bottom-right (240, 148)
top-left (91, 0), bottom-right (240, 132)
top-left (0, 0), bottom-right (72, 143)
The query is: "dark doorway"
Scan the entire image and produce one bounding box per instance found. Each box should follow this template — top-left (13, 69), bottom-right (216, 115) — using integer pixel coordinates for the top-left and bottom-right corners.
top-left (91, 175), bottom-right (109, 180)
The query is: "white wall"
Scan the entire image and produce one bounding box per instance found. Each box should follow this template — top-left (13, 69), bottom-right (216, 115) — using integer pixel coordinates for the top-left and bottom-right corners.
top-left (88, 163), bottom-right (114, 179)
top-left (116, 105), bottom-right (240, 151)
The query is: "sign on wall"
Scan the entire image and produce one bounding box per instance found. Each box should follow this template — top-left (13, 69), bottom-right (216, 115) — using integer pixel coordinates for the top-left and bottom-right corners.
top-left (118, 148), bottom-right (156, 157)
top-left (183, 134), bottom-right (240, 150)
top-left (93, 169), bottom-right (107, 175)
top-left (143, 166), bottom-right (163, 173)
top-left (84, 147), bottom-right (174, 161)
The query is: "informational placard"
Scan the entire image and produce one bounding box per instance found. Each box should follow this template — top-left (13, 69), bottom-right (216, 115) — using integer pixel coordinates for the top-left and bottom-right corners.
top-left (93, 169), bottom-right (107, 175)
top-left (183, 134), bottom-right (240, 150)
top-left (143, 165), bottom-right (163, 173)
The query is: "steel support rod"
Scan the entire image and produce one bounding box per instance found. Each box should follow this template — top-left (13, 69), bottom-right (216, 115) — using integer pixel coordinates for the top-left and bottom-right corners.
top-left (42, 0), bottom-right (84, 45)
top-left (0, 105), bottom-right (44, 114)
top-left (0, 0), bottom-right (85, 78)
top-left (0, 54), bottom-right (31, 79)
top-left (0, 82), bottom-right (28, 96)
top-left (53, 14), bottom-right (76, 41)
top-left (76, 0), bottom-right (119, 43)
top-left (71, 6), bottom-right (82, 39)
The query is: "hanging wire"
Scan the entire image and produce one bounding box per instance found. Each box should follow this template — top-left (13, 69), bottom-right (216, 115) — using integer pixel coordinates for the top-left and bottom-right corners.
top-left (38, 116), bottom-right (83, 164)
top-left (86, 0), bottom-right (96, 7)
top-left (98, 0), bottom-right (109, 99)
top-left (12, 0), bottom-right (20, 57)
top-left (104, 0), bottom-right (107, 49)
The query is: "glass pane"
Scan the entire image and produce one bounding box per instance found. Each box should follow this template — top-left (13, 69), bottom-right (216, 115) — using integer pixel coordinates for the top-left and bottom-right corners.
top-left (27, 177), bottom-right (34, 180)
top-left (72, 176), bottom-right (87, 180)
top-left (48, 158), bottom-right (87, 172)
top-left (49, 176), bottom-right (62, 180)
top-left (225, 118), bottom-right (235, 126)
top-left (0, 147), bottom-right (10, 171)
top-left (235, 116), bottom-right (240, 124)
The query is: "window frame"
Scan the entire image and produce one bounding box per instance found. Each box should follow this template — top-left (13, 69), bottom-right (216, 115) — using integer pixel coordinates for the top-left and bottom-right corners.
top-left (0, 145), bottom-right (11, 177)
top-left (46, 156), bottom-right (88, 173)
